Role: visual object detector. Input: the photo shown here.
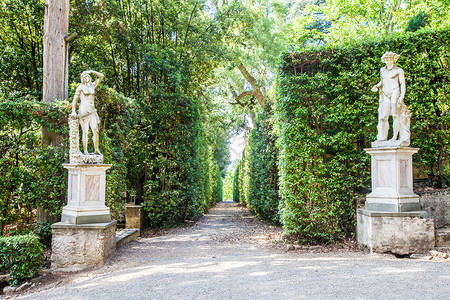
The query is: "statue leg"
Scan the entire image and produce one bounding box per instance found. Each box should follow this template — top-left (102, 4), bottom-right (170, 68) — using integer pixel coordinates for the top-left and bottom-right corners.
top-left (392, 114), bottom-right (400, 141)
top-left (377, 98), bottom-right (389, 141)
top-left (390, 92), bottom-right (401, 141)
top-left (80, 120), bottom-right (89, 155)
top-left (90, 116), bottom-right (101, 155)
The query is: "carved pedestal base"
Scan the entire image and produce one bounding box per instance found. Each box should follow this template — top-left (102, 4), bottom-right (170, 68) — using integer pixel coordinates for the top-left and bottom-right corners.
top-left (61, 163), bottom-right (111, 224)
top-left (357, 146), bottom-right (435, 254)
top-left (364, 147), bottom-right (421, 212)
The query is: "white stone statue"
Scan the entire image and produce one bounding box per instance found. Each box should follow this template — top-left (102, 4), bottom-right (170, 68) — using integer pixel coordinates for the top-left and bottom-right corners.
top-left (70, 70), bottom-right (104, 164)
top-left (371, 52), bottom-right (410, 148)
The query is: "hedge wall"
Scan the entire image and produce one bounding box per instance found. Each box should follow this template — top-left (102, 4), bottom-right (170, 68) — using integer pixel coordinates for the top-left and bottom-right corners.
top-left (233, 105), bottom-right (280, 224)
top-left (137, 93), bottom-right (222, 227)
top-left (276, 28), bottom-right (450, 243)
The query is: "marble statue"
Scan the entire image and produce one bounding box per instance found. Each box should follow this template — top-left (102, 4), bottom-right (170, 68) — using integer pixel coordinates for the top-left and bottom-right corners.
top-left (371, 52), bottom-right (410, 148)
top-left (70, 70), bottom-right (104, 164)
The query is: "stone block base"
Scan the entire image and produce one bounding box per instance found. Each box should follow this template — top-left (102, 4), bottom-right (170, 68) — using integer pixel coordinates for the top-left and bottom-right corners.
top-left (436, 227), bottom-right (450, 247)
top-left (125, 205), bottom-right (144, 230)
top-left (357, 209), bottom-right (435, 255)
top-left (51, 221), bottom-right (117, 271)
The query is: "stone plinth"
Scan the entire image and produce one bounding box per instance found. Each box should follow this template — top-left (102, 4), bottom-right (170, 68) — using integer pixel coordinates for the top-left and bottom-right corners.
top-left (51, 221), bottom-right (116, 271)
top-left (125, 205), bottom-right (144, 230)
top-left (61, 163), bottom-right (111, 224)
top-left (364, 147), bottom-right (420, 212)
top-left (357, 209), bottom-right (435, 254)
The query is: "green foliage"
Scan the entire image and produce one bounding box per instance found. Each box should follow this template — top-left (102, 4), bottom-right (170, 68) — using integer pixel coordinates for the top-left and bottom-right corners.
top-left (31, 222), bottom-right (52, 247)
top-left (0, 94), bottom-right (68, 235)
top-left (70, 0), bottom-right (237, 97)
top-left (94, 86), bottom-right (138, 219)
top-left (223, 166), bottom-right (236, 201)
top-left (405, 11), bottom-right (430, 32)
top-left (232, 106), bottom-right (280, 224)
top-left (0, 234), bottom-right (44, 286)
top-left (138, 93), bottom-right (223, 227)
top-left (0, 0), bottom-right (44, 95)
top-left (67, 0), bottom-right (232, 228)
top-left (247, 105), bottom-right (280, 224)
top-left (287, 0), bottom-right (450, 47)
top-left (236, 147), bottom-right (250, 207)
top-left (276, 27), bottom-right (450, 244)
top-left (232, 164), bottom-right (240, 202)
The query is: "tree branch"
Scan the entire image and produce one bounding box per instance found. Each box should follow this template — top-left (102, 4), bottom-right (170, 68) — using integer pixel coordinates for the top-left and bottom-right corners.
top-left (237, 62), bottom-right (265, 108)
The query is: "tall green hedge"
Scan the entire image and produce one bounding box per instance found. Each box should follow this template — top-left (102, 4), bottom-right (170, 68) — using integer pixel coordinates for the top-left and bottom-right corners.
top-left (137, 93), bottom-right (221, 227)
top-left (232, 165), bottom-right (240, 202)
top-left (276, 28), bottom-right (450, 243)
top-left (95, 86), bottom-right (138, 220)
top-left (233, 105), bottom-right (280, 224)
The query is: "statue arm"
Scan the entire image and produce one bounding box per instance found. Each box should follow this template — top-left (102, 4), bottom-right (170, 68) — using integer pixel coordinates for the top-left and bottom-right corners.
top-left (371, 68), bottom-right (383, 92)
top-left (371, 81), bottom-right (382, 92)
top-left (88, 70), bottom-right (104, 87)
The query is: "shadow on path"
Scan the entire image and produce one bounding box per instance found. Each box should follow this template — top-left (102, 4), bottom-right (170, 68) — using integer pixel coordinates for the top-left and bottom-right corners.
top-left (16, 201), bottom-right (450, 300)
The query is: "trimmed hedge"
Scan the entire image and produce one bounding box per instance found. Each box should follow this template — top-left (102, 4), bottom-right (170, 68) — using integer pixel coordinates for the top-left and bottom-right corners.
top-left (138, 93), bottom-right (222, 227)
top-left (276, 28), bottom-right (450, 243)
top-left (0, 234), bottom-right (44, 286)
top-left (233, 105), bottom-right (280, 224)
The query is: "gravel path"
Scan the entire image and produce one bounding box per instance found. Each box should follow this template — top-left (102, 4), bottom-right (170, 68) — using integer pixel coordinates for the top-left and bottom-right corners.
top-left (13, 201), bottom-right (450, 300)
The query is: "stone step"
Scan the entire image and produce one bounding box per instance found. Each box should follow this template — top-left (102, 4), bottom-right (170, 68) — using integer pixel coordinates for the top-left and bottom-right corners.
top-left (116, 229), bottom-right (140, 248)
top-left (435, 227), bottom-right (450, 247)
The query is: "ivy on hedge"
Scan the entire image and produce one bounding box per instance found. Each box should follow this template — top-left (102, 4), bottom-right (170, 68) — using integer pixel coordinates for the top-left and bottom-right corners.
top-left (0, 234), bottom-right (44, 286)
top-left (276, 27), bottom-right (450, 244)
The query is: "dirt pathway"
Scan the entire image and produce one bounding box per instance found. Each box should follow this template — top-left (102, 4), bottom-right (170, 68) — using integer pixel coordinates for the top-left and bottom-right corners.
top-left (13, 201), bottom-right (450, 299)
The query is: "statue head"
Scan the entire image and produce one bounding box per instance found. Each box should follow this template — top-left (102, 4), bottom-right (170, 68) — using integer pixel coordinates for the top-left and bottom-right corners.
top-left (381, 52), bottom-right (400, 67)
top-left (80, 71), bottom-right (92, 85)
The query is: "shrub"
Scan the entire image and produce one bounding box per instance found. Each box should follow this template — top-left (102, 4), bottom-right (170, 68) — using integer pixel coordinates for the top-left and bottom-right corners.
top-left (32, 222), bottom-right (52, 247)
top-left (0, 234), bottom-right (44, 286)
top-left (0, 94), bottom-right (68, 235)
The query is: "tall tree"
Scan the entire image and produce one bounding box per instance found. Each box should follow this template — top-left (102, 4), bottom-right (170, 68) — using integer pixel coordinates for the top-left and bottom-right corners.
top-left (41, 0), bottom-right (71, 147)
top-left (0, 0), bottom-right (44, 95)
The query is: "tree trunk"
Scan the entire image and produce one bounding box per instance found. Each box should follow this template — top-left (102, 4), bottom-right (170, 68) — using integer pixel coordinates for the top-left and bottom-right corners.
top-left (40, 0), bottom-right (70, 222)
top-left (43, 0), bottom-right (70, 103)
top-left (42, 0), bottom-right (70, 146)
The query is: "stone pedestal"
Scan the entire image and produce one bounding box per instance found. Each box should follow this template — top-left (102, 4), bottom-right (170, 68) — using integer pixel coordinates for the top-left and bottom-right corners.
top-left (125, 205), bottom-right (144, 231)
top-left (364, 147), bottom-right (420, 212)
top-left (51, 221), bottom-right (117, 271)
top-left (357, 147), bottom-right (435, 254)
top-left (357, 209), bottom-right (434, 254)
top-left (61, 163), bottom-right (112, 224)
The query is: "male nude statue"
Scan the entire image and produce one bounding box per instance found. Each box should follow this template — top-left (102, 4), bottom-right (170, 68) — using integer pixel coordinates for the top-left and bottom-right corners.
top-left (71, 70), bottom-right (104, 155)
top-left (371, 52), bottom-right (406, 143)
